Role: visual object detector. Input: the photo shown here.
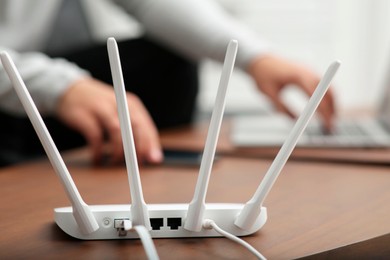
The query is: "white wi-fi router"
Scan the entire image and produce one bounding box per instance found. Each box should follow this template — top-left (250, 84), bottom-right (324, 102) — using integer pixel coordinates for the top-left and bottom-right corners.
top-left (0, 39), bottom-right (340, 240)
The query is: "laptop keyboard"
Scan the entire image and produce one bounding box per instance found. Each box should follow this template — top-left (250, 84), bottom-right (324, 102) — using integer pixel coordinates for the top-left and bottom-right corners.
top-left (305, 121), bottom-right (368, 137)
top-left (231, 114), bottom-right (390, 147)
top-left (303, 120), bottom-right (386, 146)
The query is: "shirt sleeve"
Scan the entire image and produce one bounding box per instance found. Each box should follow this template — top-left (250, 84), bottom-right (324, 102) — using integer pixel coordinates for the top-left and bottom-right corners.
top-left (0, 47), bottom-right (89, 116)
top-left (116, 0), bottom-right (272, 70)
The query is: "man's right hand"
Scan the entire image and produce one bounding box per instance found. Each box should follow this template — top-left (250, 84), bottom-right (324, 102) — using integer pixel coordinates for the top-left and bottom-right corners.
top-left (56, 77), bottom-right (163, 165)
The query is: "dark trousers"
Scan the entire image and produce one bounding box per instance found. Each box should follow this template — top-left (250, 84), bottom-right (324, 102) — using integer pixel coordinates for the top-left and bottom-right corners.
top-left (0, 38), bottom-right (199, 166)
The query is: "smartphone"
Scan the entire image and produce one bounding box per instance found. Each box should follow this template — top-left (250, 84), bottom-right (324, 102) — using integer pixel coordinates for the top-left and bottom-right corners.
top-left (163, 149), bottom-right (204, 166)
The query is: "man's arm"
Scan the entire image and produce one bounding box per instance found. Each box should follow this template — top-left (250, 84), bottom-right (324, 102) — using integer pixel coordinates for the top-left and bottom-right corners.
top-left (0, 47), bottom-right (162, 164)
top-left (117, 0), bottom-right (270, 69)
top-left (0, 47), bottom-right (88, 116)
top-left (118, 0), bottom-right (335, 129)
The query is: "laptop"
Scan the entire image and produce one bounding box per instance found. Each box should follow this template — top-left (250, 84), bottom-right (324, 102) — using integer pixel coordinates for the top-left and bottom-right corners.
top-left (231, 67), bottom-right (390, 148)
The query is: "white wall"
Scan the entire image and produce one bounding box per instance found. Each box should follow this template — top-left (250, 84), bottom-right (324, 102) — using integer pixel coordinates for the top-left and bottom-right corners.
top-left (198, 0), bottom-right (390, 115)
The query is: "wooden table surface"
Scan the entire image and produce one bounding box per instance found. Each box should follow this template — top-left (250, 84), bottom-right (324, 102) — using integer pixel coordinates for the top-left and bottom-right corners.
top-left (1, 146), bottom-right (390, 259)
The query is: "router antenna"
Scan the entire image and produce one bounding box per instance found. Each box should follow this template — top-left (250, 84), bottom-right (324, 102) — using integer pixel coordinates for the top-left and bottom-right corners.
top-left (234, 61), bottom-right (341, 230)
top-left (0, 52), bottom-right (99, 234)
top-left (107, 38), bottom-right (151, 230)
top-left (184, 40), bottom-right (238, 232)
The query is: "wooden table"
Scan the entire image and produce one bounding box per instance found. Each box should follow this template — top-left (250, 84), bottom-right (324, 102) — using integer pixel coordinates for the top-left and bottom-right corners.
top-left (1, 143), bottom-right (390, 259)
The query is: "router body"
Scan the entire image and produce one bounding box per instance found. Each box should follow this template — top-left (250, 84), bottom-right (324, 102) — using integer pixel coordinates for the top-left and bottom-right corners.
top-left (55, 204), bottom-right (267, 239)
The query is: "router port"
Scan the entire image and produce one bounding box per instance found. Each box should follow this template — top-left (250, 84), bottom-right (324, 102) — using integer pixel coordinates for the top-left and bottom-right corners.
top-left (150, 218), bottom-right (164, 230)
top-left (167, 218), bottom-right (182, 230)
top-left (114, 218), bottom-right (129, 229)
top-left (114, 219), bottom-right (130, 237)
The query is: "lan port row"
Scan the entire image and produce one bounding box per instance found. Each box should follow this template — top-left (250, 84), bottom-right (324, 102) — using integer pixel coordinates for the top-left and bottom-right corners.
top-left (150, 217), bottom-right (182, 230)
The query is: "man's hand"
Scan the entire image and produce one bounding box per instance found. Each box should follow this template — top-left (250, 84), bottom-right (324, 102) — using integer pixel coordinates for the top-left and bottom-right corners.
top-left (56, 77), bottom-right (163, 164)
top-left (248, 55), bottom-right (336, 131)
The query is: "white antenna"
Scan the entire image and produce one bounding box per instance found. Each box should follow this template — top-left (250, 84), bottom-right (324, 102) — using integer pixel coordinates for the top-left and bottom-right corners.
top-left (0, 51), bottom-right (99, 235)
top-left (107, 38), bottom-right (151, 230)
top-left (234, 60), bottom-right (341, 230)
top-left (184, 40), bottom-right (238, 232)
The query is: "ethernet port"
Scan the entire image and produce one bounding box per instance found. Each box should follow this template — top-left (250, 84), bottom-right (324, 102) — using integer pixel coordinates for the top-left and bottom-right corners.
top-left (167, 218), bottom-right (182, 230)
top-left (150, 218), bottom-right (164, 230)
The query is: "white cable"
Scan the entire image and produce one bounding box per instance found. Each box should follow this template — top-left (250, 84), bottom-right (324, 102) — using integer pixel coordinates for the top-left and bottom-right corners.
top-left (133, 226), bottom-right (160, 260)
top-left (203, 219), bottom-right (266, 260)
top-left (122, 221), bottom-right (159, 260)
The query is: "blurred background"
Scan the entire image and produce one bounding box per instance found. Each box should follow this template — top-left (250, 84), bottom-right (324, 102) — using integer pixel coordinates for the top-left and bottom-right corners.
top-left (198, 0), bottom-right (390, 116)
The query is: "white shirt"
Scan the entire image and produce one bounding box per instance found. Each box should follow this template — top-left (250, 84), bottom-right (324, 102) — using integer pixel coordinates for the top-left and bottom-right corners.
top-left (0, 0), bottom-right (270, 115)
